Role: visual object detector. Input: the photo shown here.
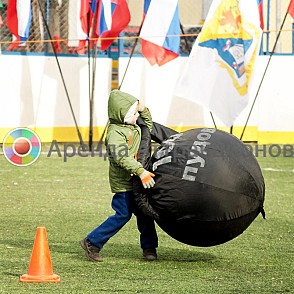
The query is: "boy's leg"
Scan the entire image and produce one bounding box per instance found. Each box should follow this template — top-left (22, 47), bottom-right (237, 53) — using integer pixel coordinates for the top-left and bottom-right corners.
top-left (87, 192), bottom-right (133, 249)
top-left (136, 212), bottom-right (158, 260)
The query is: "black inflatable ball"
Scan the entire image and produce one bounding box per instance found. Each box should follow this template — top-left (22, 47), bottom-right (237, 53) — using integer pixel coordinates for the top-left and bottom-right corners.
top-left (147, 128), bottom-right (265, 247)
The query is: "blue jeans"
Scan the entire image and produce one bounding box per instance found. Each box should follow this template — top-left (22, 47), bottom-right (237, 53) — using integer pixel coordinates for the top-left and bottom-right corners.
top-left (87, 191), bottom-right (158, 249)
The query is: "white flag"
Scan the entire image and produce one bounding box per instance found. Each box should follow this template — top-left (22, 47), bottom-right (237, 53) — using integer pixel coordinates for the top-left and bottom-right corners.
top-left (175, 0), bottom-right (262, 127)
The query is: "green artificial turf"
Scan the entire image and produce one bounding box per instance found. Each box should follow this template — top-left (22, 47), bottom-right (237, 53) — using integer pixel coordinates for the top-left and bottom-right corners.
top-left (0, 148), bottom-right (293, 293)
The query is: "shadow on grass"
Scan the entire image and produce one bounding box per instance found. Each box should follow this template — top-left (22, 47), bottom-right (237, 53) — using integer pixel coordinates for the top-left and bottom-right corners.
top-left (67, 241), bottom-right (216, 263)
top-left (0, 238), bottom-right (36, 250)
top-left (1, 238), bottom-right (217, 263)
top-left (2, 271), bottom-right (20, 277)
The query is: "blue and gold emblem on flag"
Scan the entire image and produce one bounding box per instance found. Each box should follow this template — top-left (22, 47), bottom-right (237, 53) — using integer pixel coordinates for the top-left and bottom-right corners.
top-left (198, 0), bottom-right (261, 95)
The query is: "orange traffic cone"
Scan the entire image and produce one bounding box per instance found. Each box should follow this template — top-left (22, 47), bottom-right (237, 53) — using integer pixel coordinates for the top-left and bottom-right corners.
top-left (20, 227), bottom-right (60, 282)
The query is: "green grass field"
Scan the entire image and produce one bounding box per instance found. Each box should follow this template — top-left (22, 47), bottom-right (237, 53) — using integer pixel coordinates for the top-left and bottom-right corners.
top-left (0, 149), bottom-right (293, 293)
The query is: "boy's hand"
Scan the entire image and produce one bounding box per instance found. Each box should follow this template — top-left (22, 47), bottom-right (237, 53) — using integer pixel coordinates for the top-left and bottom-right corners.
top-left (139, 169), bottom-right (155, 189)
top-left (138, 101), bottom-right (145, 112)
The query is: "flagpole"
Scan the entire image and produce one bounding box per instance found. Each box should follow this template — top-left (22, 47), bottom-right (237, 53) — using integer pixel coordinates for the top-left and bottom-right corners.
top-left (119, 23), bottom-right (143, 90)
top-left (240, 10), bottom-right (289, 141)
top-left (96, 23), bottom-right (144, 147)
top-left (180, 23), bottom-right (190, 55)
top-left (210, 113), bottom-right (217, 130)
top-left (89, 44), bottom-right (98, 151)
top-left (180, 23), bottom-right (217, 130)
top-left (37, 0), bottom-right (85, 148)
top-left (88, 10), bottom-right (98, 151)
top-left (86, 10), bottom-right (93, 150)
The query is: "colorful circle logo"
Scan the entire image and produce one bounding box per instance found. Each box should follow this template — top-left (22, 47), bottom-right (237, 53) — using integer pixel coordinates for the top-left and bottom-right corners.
top-left (2, 128), bottom-right (41, 166)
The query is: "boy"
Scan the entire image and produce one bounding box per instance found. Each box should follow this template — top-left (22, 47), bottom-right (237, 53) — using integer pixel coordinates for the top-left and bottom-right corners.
top-left (81, 89), bottom-right (158, 261)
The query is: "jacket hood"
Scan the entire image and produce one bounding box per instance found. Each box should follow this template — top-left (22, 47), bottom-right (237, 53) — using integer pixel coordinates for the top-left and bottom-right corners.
top-left (108, 90), bottom-right (138, 124)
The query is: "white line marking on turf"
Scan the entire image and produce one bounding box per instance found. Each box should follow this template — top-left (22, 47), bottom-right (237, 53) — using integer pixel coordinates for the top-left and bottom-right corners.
top-left (262, 168), bottom-right (294, 173)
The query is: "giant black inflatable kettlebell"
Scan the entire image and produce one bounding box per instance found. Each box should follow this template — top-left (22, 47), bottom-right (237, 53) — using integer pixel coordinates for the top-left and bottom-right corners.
top-left (134, 124), bottom-right (265, 247)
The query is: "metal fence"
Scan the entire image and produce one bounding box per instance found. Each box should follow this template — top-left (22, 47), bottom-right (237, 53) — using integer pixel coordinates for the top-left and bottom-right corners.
top-left (0, 0), bottom-right (293, 56)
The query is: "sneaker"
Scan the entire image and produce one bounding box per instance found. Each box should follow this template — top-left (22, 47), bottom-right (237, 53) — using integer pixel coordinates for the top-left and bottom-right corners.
top-left (143, 249), bottom-right (157, 261)
top-left (80, 238), bottom-right (103, 262)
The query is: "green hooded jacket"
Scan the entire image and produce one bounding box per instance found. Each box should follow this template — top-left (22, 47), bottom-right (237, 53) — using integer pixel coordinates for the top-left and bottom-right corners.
top-left (105, 90), bottom-right (152, 193)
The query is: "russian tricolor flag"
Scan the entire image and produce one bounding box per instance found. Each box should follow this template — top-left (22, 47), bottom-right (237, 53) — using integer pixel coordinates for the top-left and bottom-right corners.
top-left (79, 0), bottom-right (91, 37)
top-left (77, 0), bottom-right (130, 51)
top-left (71, 0), bottom-right (129, 53)
top-left (140, 0), bottom-right (180, 66)
top-left (6, 0), bottom-right (32, 50)
top-left (97, 0), bottom-right (130, 51)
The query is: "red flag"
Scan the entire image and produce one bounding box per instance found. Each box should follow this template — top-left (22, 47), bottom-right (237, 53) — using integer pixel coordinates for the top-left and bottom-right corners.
top-left (6, 0), bottom-right (18, 38)
top-left (288, 0), bottom-right (294, 19)
top-left (78, 0), bottom-right (92, 54)
top-left (80, 0), bottom-right (91, 35)
top-left (257, 0), bottom-right (264, 29)
top-left (0, 1), bottom-right (3, 27)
